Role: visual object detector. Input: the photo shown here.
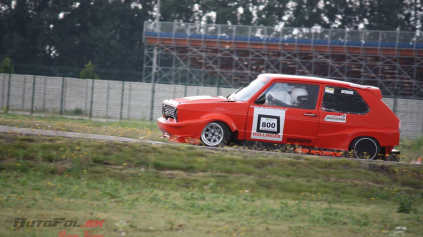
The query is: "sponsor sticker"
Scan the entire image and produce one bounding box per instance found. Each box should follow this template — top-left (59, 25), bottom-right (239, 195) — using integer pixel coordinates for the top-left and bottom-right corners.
top-left (287, 138), bottom-right (311, 144)
top-left (251, 107), bottom-right (285, 141)
top-left (341, 90), bottom-right (354, 95)
top-left (310, 149), bottom-right (344, 157)
top-left (324, 114), bottom-right (347, 123)
top-left (325, 87), bottom-right (334, 94)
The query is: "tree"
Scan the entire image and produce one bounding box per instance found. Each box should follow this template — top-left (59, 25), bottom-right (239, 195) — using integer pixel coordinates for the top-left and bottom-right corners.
top-left (50, 0), bottom-right (153, 70)
top-left (80, 61), bottom-right (99, 79)
top-left (0, 57), bottom-right (15, 74)
top-left (0, 0), bottom-right (154, 70)
top-left (0, 0), bottom-right (422, 72)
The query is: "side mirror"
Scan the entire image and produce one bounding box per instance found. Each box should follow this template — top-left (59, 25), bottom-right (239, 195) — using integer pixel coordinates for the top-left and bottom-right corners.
top-left (255, 93), bottom-right (266, 104)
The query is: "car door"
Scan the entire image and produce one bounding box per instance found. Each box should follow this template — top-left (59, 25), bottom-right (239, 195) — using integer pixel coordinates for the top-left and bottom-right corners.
top-left (245, 80), bottom-right (322, 146)
top-left (316, 85), bottom-right (371, 150)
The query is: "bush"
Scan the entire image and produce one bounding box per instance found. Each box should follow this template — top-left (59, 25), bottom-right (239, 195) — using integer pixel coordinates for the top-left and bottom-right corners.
top-left (0, 57), bottom-right (15, 73)
top-left (73, 108), bottom-right (84, 115)
top-left (80, 61), bottom-right (99, 79)
top-left (395, 192), bottom-right (421, 214)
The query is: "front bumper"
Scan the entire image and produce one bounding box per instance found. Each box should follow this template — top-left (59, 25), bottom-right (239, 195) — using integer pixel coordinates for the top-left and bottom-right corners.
top-left (157, 117), bottom-right (204, 144)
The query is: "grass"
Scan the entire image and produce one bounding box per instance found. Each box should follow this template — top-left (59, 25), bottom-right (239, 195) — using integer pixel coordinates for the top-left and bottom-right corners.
top-left (0, 113), bottom-right (162, 141)
top-left (0, 133), bottom-right (422, 237)
top-left (1, 113), bottom-right (422, 163)
top-left (397, 136), bottom-right (423, 163)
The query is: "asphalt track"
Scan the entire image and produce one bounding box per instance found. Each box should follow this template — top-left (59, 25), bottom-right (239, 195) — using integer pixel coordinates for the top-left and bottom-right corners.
top-left (0, 125), bottom-right (419, 166)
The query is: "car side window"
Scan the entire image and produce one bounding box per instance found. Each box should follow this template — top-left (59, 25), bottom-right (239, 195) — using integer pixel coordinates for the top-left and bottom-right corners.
top-left (322, 86), bottom-right (370, 114)
top-left (257, 82), bottom-right (320, 110)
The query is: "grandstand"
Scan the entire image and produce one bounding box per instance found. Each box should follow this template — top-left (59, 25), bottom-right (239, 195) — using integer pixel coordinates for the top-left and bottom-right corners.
top-left (142, 21), bottom-right (423, 98)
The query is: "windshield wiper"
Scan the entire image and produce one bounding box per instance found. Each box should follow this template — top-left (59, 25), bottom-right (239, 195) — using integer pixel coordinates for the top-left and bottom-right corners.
top-left (227, 82), bottom-right (250, 98)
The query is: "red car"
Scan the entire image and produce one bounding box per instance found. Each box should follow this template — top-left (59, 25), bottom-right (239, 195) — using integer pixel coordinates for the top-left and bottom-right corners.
top-left (157, 74), bottom-right (400, 160)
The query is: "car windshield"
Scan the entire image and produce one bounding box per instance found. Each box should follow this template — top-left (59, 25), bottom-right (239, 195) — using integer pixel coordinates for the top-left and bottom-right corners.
top-left (228, 77), bottom-right (269, 101)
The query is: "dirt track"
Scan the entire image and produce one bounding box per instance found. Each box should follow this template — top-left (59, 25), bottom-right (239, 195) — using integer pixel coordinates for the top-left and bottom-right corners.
top-left (0, 125), bottom-right (165, 145)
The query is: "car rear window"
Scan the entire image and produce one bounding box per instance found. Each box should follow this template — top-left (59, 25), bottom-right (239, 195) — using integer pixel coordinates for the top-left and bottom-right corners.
top-left (322, 86), bottom-right (370, 114)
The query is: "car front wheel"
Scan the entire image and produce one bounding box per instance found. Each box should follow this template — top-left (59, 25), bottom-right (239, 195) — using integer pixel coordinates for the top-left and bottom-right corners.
top-left (200, 122), bottom-right (231, 147)
top-left (350, 137), bottom-right (380, 160)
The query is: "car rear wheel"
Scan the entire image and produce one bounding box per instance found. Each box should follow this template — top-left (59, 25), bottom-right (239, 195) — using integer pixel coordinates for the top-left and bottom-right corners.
top-left (350, 137), bottom-right (380, 160)
top-left (200, 122), bottom-right (231, 147)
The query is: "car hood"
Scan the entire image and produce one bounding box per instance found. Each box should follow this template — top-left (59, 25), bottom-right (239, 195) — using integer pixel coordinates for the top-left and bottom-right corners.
top-left (169, 96), bottom-right (231, 105)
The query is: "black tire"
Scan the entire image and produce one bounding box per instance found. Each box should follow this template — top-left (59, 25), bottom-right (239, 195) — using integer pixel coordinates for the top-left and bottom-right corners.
top-left (349, 137), bottom-right (380, 160)
top-left (200, 122), bottom-right (231, 147)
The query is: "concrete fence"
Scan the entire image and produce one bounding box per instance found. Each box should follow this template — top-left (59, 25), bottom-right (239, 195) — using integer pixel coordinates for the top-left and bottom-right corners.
top-left (0, 73), bottom-right (234, 122)
top-left (1, 73), bottom-right (422, 138)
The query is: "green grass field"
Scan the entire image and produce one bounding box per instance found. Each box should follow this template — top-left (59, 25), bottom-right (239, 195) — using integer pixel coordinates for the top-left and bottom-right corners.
top-left (397, 136), bottom-right (423, 164)
top-left (0, 113), bottom-right (162, 141)
top-left (0, 113), bottom-right (422, 163)
top-left (0, 128), bottom-right (422, 236)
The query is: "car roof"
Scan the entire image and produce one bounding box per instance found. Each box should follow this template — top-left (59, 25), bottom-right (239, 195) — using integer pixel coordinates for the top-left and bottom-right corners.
top-left (259, 73), bottom-right (376, 89)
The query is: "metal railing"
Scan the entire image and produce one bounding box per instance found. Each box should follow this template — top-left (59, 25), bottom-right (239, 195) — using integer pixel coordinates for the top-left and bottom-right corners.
top-left (142, 21), bottom-right (423, 98)
top-left (144, 21), bottom-right (423, 48)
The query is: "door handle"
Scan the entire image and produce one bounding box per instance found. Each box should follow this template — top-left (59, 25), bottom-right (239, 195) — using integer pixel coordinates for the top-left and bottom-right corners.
top-left (303, 113), bottom-right (317, 117)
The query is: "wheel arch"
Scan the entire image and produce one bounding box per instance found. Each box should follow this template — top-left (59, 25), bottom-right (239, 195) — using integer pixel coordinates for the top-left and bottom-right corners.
top-left (200, 113), bottom-right (238, 132)
top-left (348, 136), bottom-right (381, 151)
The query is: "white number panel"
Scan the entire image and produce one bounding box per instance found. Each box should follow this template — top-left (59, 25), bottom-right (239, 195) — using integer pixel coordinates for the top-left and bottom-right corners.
top-left (251, 107), bottom-right (286, 141)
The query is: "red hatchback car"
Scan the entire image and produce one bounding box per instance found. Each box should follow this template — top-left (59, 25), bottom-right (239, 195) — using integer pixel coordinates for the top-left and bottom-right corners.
top-left (157, 74), bottom-right (401, 160)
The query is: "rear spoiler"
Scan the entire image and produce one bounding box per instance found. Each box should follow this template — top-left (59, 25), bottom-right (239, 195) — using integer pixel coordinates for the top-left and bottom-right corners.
top-left (369, 87), bottom-right (383, 99)
top-left (349, 83), bottom-right (383, 99)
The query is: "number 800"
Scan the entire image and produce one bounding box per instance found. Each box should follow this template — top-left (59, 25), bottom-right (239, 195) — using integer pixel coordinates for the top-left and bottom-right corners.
top-left (261, 122), bottom-right (275, 128)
